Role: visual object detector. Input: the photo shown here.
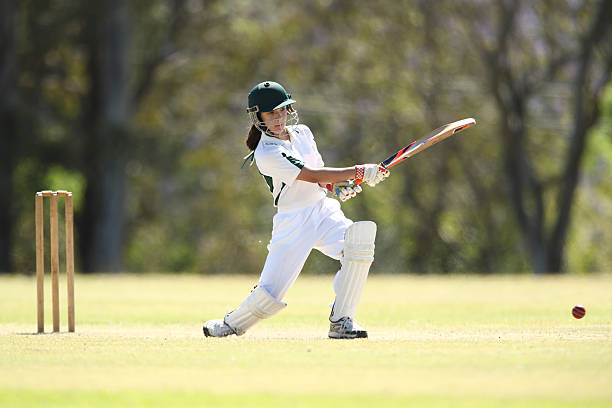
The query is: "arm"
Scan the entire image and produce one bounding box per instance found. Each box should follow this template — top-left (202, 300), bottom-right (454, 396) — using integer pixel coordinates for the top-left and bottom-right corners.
top-left (297, 164), bottom-right (390, 187)
top-left (296, 166), bottom-right (356, 184)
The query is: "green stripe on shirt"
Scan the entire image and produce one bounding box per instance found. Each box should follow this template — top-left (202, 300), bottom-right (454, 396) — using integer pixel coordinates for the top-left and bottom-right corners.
top-left (274, 183), bottom-right (287, 206)
top-left (281, 153), bottom-right (304, 169)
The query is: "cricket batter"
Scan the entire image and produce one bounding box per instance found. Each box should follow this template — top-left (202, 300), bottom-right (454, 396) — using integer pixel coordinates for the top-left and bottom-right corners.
top-left (203, 81), bottom-right (389, 339)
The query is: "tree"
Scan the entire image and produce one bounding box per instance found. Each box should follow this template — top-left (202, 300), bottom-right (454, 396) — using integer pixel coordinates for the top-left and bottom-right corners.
top-left (0, 0), bottom-right (18, 273)
top-left (79, 0), bottom-right (189, 272)
top-left (459, 0), bottom-right (612, 273)
top-left (78, 1), bottom-right (131, 272)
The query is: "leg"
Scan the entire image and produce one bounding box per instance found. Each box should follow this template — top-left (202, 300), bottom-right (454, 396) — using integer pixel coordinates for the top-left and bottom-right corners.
top-left (313, 198), bottom-right (353, 261)
top-left (329, 221), bottom-right (376, 339)
top-left (257, 206), bottom-right (322, 300)
top-left (203, 285), bottom-right (286, 337)
top-left (204, 206), bottom-right (319, 337)
top-left (203, 245), bottom-right (311, 338)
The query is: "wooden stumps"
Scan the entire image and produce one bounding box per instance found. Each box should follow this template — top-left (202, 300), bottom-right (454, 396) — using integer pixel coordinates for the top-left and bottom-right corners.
top-left (35, 190), bottom-right (76, 333)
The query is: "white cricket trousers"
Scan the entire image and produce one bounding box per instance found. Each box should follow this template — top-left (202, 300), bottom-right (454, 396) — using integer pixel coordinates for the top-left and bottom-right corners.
top-left (258, 197), bottom-right (353, 301)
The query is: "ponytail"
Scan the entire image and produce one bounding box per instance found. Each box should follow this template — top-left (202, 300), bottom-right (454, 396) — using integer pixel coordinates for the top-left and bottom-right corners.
top-left (246, 124), bottom-right (262, 151)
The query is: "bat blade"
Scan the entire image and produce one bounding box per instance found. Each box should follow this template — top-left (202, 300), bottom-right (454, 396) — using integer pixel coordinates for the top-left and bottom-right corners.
top-left (381, 118), bottom-right (475, 169)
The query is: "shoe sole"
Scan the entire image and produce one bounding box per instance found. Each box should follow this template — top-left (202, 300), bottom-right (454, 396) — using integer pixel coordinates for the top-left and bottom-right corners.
top-left (203, 325), bottom-right (211, 337)
top-left (328, 331), bottom-right (368, 339)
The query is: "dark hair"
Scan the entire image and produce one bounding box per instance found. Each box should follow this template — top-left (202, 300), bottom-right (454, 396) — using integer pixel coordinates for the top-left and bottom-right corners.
top-left (246, 124), bottom-right (262, 151)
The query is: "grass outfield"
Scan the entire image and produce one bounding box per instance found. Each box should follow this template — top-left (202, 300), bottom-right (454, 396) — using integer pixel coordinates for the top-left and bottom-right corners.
top-left (0, 273), bottom-right (611, 407)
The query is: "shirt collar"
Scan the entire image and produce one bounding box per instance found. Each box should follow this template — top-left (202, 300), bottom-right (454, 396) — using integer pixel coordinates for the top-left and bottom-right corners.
top-left (261, 128), bottom-right (293, 144)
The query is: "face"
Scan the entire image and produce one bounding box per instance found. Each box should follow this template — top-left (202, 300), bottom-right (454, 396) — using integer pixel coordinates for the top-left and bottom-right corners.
top-left (260, 106), bottom-right (288, 136)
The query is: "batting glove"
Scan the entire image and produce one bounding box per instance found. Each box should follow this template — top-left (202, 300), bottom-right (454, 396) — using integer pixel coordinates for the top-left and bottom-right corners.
top-left (326, 181), bottom-right (363, 202)
top-left (355, 164), bottom-right (390, 187)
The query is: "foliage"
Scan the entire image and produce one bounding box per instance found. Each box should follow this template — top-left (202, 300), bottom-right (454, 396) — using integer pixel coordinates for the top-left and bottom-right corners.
top-left (2, 0), bottom-right (611, 274)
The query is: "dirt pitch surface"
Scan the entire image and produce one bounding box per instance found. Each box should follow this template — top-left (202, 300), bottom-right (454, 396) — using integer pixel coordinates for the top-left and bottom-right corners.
top-left (1, 274), bottom-right (611, 407)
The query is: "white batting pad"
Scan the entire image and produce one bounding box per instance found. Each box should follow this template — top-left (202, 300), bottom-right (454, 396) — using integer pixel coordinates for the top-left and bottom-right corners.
top-left (330, 221), bottom-right (376, 322)
top-left (225, 285), bottom-right (287, 335)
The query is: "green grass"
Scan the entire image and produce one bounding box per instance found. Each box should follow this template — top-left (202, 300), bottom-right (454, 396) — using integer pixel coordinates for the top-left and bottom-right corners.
top-left (1, 274), bottom-right (611, 407)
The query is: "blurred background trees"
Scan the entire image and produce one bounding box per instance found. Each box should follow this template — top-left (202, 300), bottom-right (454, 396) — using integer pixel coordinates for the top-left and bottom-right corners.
top-left (1, 0), bottom-right (610, 275)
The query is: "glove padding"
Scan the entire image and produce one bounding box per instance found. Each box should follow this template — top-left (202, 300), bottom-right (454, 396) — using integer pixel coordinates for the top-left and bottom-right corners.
top-left (355, 164), bottom-right (390, 187)
top-left (326, 181), bottom-right (363, 202)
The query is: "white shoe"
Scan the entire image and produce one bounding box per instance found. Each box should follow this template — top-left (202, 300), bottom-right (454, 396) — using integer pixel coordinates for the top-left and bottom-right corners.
top-left (203, 318), bottom-right (236, 337)
top-left (328, 316), bottom-right (368, 339)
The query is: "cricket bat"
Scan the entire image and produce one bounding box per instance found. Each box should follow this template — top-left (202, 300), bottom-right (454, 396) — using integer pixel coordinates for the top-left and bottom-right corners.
top-left (329, 118), bottom-right (475, 192)
top-left (380, 117), bottom-right (476, 169)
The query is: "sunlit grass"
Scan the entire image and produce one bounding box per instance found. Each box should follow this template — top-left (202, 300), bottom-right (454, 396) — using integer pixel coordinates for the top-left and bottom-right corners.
top-left (1, 274), bottom-right (611, 407)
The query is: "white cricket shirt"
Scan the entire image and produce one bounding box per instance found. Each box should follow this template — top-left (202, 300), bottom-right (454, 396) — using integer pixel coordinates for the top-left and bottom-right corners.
top-left (254, 124), bottom-right (327, 211)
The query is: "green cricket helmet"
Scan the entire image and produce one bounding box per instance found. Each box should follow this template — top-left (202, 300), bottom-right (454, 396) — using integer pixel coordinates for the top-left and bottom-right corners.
top-left (247, 81), bottom-right (298, 136)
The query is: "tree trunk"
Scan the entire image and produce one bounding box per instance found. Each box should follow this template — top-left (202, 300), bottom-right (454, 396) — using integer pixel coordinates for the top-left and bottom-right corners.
top-left (0, 0), bottom-right (17, 273)
top-left (547, 0), bottom-right (612, 272)
top-left (485, 0), bottom-right (612, 273)
top-left (80, 1), bottom-right (130, 273)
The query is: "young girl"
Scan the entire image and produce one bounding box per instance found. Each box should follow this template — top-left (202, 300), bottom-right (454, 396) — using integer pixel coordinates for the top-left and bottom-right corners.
top-left (203, 81), bottom-right (389, 339)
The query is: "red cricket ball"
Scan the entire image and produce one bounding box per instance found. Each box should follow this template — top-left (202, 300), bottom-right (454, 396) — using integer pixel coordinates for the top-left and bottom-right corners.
top-left (572, 305), bottom-right (586, 319)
